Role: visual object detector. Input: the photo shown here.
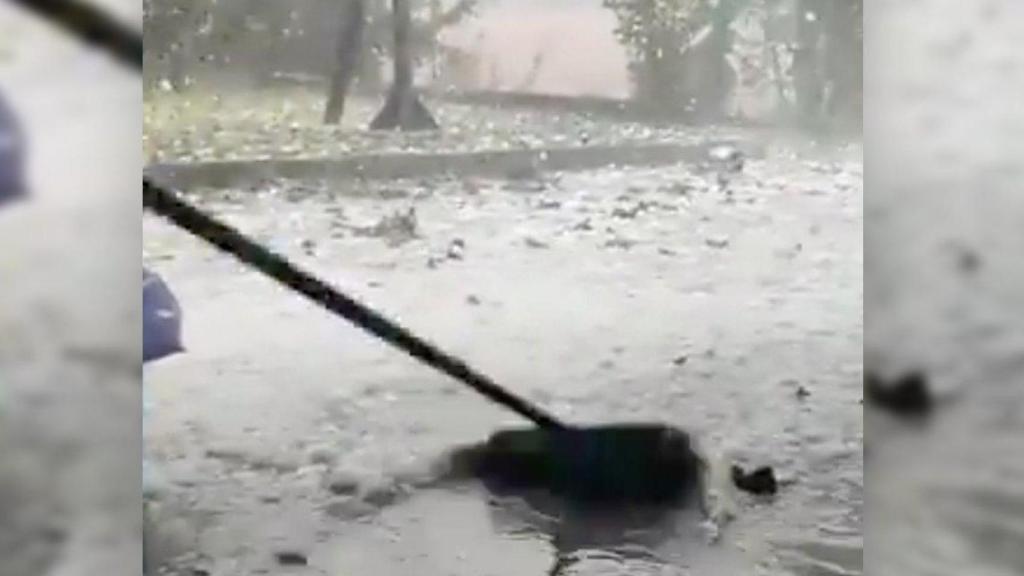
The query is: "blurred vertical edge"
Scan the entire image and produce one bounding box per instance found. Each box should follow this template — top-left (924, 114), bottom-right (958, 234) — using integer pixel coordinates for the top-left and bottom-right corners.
top-left (866, 1), bottom-right (1024, 576)
top-left (0, 1), bottom-right (142, 575)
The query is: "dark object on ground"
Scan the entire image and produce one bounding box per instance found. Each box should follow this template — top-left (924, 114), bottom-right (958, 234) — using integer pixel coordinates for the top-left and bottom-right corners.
top-left (730, 464), bottom-right (777, 496)
top-left (274, 551), bottom-right (308, 566)
top-left (865, 370), bottom-right (933, 418)
top-left (369, 0), bottom-right (438, 131)
top-left (956, 247), bottom-right (981, 275)
top-left (443, 424), bottom-right (703, 506)
top-left (706, 143), bottom-right (745, 173)
top-left (143, 180), bottom-right (771, 516)
top-left (0, 91), bottom-right (27, 207)
top-left (326, 473), bottom-right (360, 496)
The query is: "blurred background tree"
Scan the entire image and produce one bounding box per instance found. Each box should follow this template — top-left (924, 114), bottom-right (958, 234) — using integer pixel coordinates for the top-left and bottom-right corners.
top-left (602, 0), bottom-right (705, 112)
top-left (602, 0), bottom-right (749, 119)
top-left (788, 0), bottom-right (862, 126)
top-left (143, 0), bottom-right (859, 129)
top-left (603, 0), bottom-right (860, 126)
top-left (143, 0), bottom-right (477, 94)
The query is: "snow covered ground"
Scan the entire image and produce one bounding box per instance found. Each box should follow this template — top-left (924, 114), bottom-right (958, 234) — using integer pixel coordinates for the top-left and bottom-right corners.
top-left (144, 142), bottom-right (862, 575)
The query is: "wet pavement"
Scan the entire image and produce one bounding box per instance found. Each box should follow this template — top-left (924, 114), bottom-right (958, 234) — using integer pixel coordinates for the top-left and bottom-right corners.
top-left (143, 142), bottom-right (862, 575)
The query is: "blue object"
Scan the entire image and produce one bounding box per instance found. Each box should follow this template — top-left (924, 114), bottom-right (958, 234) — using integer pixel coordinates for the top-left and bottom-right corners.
top-left (0, 91), bottom-right (27, 207)
top-left (143, 267), bottom-right (184, 363)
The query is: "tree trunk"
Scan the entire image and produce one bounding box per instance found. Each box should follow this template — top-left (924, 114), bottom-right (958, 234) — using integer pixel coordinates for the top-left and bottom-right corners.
top-left (324, 0), bottom-right (367, 124)
top-left (370, 0), bottom-right (439, 130)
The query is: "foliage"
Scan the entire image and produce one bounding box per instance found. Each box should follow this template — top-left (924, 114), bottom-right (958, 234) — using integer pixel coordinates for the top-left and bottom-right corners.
top-left (602, 0), bottom-right (860, 123)
top-left (602, 0), bottom-right (706, 102)
top-left (602, 0), bottom-right (752, 109)
top-left (143, 0), bottom-right (479, 90)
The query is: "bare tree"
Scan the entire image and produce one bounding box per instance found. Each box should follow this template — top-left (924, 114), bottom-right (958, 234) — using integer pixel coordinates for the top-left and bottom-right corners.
top-left (369, 0), bottom-right (439, 130)
top-left (324, 0), bottom-right (367, 124)
top-left (515, 51), bottom-right (547, 92)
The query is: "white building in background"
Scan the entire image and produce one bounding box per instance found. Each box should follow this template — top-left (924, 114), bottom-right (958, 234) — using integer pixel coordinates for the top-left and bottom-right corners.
top-left (433, 0), bottom-right (632, 98)
top-left (430, 0), bottom-right (802, 120)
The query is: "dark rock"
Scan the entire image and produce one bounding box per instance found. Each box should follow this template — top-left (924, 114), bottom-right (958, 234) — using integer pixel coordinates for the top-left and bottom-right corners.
top-left (571, 218), bottom-right (594, 232)
top-left (672, 355), bottom-right (689, 366)
top-left (326, 472), bottom-right (361, 496)
top-left (665, 182), bottom-right (693, 197)
top-left (466, 295), bottom-right (481, 306)
top-left (707, 144), bottom-right (745, 172)
top-left (523, 236), bottom-right (550, 249)
top-left (377, 187), bottom-right (410, 200)
top-left (611, 204), bottom-right (643, 219)
top-left (446, 238), bottom-right (465, 260)
top-left (865, 370), bottom-right (933, 418)
top-left (604, 236), bottom-right (636, 250)
top-left (306, 445), bottom-right (337, 466)
top-left (352, 207), bottom-right (419, 247)
top-left (956, 248), bottom-right (981, 274)
top-left (705, 236), bottom-right (730, 249)
top-left (795, 386), bottom-right (811, 400)
top-left (274, 551), bottom-right (308, 566)
top-left (731, 464), bottom-right (777, 496)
